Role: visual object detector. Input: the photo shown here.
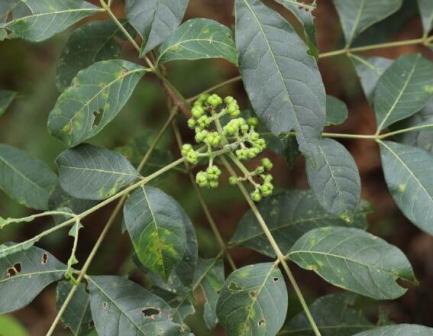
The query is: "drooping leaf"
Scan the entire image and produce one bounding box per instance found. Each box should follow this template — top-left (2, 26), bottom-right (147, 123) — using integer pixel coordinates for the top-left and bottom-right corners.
top-left (216, 263), bottom-right (288, 336)
top-left (332, 0), bottom-right (403, 46)
top-left (306, 138), bottom-right (361, 216)
top-left (0, 144), bottom-right (57, 210)
top-left (123, 186), bottom-right (187, 281)
top-left (353, 324), bottom-right (433, 336)
top-left (0, 246), bottom-right (66, 314)
top-left (417, 0), bottom-right (433, 35)
top-left (288, 227), bottom-right (416, 300)
top-left (195, 258), bottom-right (225, 330)
top-left (326, 95), bottom-right (348, 126)
top-left (0, 90), bottom-right (17, 117)
top-left (57, 281), bottom-right (93, 336)
top-left (158, 18), bottom-right (237, 65)
top-left (380, 140), bottom-right (433, 235)
top-left (281, 293), bottom-right (373, 336)
top-left (48, 60), bottom-right (146, 147)
top-left (56, 144), bottom-right (138, 201)
top-left (374, 54), bottom-right (433, 132)
top-left (235, 0), bottom-right (326, 146)
top-left (0, 0), bottom-right (100, 42)
top-left (351, 55), bottom-right (393, 100)
top-left (125, 0), bottom-right (188, 56)
top-left (0, 315), bottom-right (28, 336)
top-left (87, 276), bottom-right (183, 336)
top-left (56, 20), bottom-right (126, 91)
top-left (231, 190), bottom-right (370, 257)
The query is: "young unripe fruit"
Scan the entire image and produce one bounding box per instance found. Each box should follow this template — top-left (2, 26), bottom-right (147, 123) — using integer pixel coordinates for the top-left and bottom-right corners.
top-left (247, 117), bottom-right (259, 127)
top-left (261, 158), bottom-right (273, 171)
top-left (192, 106), bottom-right (204, 118)
top-left (229, 176), bottom-right (238, 185)
top-left (187, 118), bottom-right (196, 128)
top-left (251, 190), bottom-right (262, 202)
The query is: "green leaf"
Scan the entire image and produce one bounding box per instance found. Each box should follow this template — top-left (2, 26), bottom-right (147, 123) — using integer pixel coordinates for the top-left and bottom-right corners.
top-left (281, 293), bottom-right (373, 335)
top-left (288, 227), bottom-right (416, 300)
top-left (87, 276), bottom-right (183, 335)
top-left (57, 281), bottom-right (93, 336)
top-left (195, 258), bottom-right (225, 330)
top-left (353, 324), bottom-right (433, 336)
top-left (125, 0), bottom-right (188, 56)
top-left (0, 315), bottom-right (28, 336)
top-left (48, 60), bottom-right (146, 147)
top-left (231, 190), bottom-right (370, 258)
top-left (332, 0), bottom-right (403, 46)
top-left (56, 20), bottom-right (126, 91)
top-left (0, 0), bottom-right (100, 42)
top-left (0, 90), bottom-right (17, 117)
top-left (0, 144), bottom-right (57, 210)
top-left (235, 0), bottom-right (326, 145)
top-left (351, 55), bottom-right (392, 100)
top-left (374, 54), bottom-right (433, 132)
top-left (0, 246), bottom-right (66, 314)
top-left (123, 186), bottom-right (187, 281)
top-left (326, 96), bottom-right (348, 126)
top-left (56, 144), bottom-right (138, 201)
top-left (158, 18), bottom-right (237, 65)
top-left (216, 263), bottom-right (288, 336)
top-left (417, 0), bottom-right (433, 35)
top-left (306, 138), bottom-right (361, 216)
top-left (379, 140), bottom-right (433, 235)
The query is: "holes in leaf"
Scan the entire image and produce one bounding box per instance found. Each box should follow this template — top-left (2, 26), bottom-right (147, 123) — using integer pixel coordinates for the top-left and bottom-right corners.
top-left (142, 307), bottom-right (161, 320)
top-left (102, 302), bottom-right (109, 310)
top-left (272, 277), bottom-right (279, 283)
top-left (42, 253), bottom-right (48, 264)
top-left (228, 282), bottom-right (242, 292)
top-left (249, 290), bottom-right (257, 298)
top-left (92, 108), bottom-right (104, 128)
top-left (258, 319), bottom-right (266, 327)
top-left (6, 263), bottom-right (21, 277)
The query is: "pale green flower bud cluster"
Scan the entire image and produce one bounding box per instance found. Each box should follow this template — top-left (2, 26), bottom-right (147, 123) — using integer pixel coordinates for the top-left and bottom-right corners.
top-left (181, 93), bottom-right (274, 200)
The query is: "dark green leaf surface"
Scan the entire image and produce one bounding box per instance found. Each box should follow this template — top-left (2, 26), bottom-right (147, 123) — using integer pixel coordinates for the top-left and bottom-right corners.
top-left (352, 56), bottom-right (392, 100)
top-left (0, 246), bottom-right (66, 314)
top-left (380, 140), bottom-right (433, 235)
top-left (418, 0), bottom-right (433, 35)
top-left (57, 281), bottom-right (93, 336)
top-left (235, 0), bottom-right (326, 145)
top-left (306, 139), bottom-right (361, 216)
top-left (333, 0), bottom-right (403, 46)
top-left (216, 263), bottom-right (288, 336)
top-left (374, 54), bottom-right (433, 132)
top-left (354, 324), bottom-right (433, 336)
top-left (288, 227), bottom-right (416, 300)
top-left (0, 0), bottom-right (100, 42)
top-left (48, 60), bottom-right (146, 147)
top-left (158, 18), bottom-right (237, 65)
top-left (281, 293), bottom-right (373, 335)
top-left (326, 96), bottom-right (348, 126)
top-left (0, 90), bottom-right (16, 116)
top-left (125, 0), bottom-right (188, 55)
top-left (0, 144), bottom-right (57, 210)
top-left (123, 186), bottom-right (187, 280)
top-left (88, 276), bottom-right (182, 336)
top-left (56, 20), bottom-right (125, 91)
top-left (57, 144), bottom-right (138, 201)
top-left (195, 258), bottom-right (225, 330)
top-left (231, 190), bottom-right (369, 257)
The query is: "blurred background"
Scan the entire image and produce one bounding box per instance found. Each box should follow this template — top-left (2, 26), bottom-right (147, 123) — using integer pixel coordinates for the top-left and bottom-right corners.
top-left (0, 0), bottom-right (432, 335)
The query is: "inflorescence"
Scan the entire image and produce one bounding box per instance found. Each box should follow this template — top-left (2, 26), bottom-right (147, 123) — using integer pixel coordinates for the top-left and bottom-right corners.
top-left (181, 93), bottom-right (274, 202)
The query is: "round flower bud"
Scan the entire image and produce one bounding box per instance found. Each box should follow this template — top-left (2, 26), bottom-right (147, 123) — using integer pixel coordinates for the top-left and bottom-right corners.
top-left (229, 176), bottom-right (238, 185)
top-left (247, 117), bottom-right (259, 127)
top-left (261, 158), bottom-right (273, 171)
top-left (192, 106), bottom-right (204, 118)
top-left (207, 94), bottom-right (223, 107)
top-left (251, 190), bottom-right (262, 202)
top-left (196, 171), bottom-right (208, 187)
top-left (187, 118), bottom-right (196, 128)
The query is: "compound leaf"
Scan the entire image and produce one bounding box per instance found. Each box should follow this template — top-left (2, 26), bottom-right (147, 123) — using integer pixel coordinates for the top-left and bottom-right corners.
top-left (0, 90), bottom-right (17, 117)
top-left (326, 95), bottom-right (349, 126)
top-left (125, 0), bottom-right (188, 56)
top-left (0, 0), bottom-right (100, 42)
top-left (216, 263), bottom-right (288, 336)
top-left (288, 227), bottom-right (416, 300)
top-left (306, 138), bottom-right (361, 217)
top-left (354, 324), bottom-right (433, 336)
top-left (374, 54), bottom-right (433, 132)
top-left (231, 190), bottom-right (370, 257)
top-left (0, 246), bottom-right (66, 314)
top-left (380, 140), bottom-right (433, 235)
top-left (56, 144), bottom-right (138, 201)
top-left (235, 0), bottom-right (326, 146)
top-left (333, 0), bottom-right (403, 46)
top-left (48, 60), bottom-right (146, 147)
top-left (158, 18), bottom-right (237, 65)
top-left (123, 186), bottom-right (187, 281)
top-left (0, 144), bottom-right (57, 210)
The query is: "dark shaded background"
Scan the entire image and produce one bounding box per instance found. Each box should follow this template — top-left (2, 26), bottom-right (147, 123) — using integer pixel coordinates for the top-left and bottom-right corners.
top-left (0, 0), bottom-right (432, 335)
